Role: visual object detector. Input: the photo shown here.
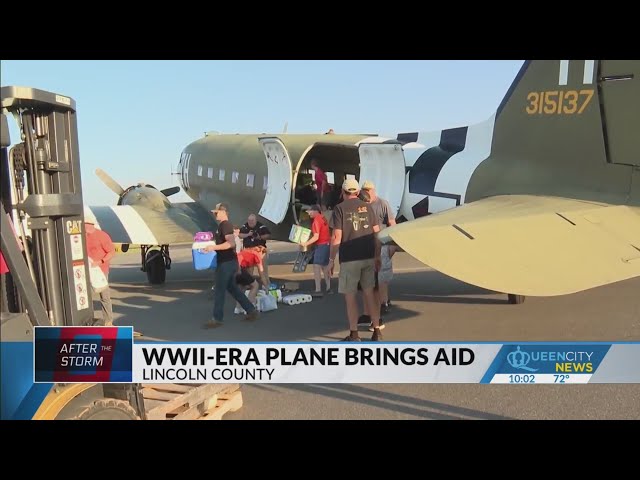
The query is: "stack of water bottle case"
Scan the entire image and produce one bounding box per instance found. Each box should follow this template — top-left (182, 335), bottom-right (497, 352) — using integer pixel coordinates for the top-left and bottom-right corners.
top-left (191, 231), bottom-right (313, 311)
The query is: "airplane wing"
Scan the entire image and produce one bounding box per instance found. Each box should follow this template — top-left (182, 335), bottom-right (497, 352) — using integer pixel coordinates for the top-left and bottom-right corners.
top-left (379, 195), bottom-right (640, 296)
top-left (87, 203), bottom-right (217, 245)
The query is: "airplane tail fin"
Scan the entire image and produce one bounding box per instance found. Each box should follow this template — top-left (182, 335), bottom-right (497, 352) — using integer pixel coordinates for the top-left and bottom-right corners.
top-left (466, 60), bottom-right (639, 205)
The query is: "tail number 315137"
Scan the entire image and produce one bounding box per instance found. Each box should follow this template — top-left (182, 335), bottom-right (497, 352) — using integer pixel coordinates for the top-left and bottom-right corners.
top-left (525, 89), bottom-right (594, 115)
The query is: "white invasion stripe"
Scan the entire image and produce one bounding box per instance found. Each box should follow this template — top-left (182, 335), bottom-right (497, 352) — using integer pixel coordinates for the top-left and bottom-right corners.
top-left (583, 60), bottom-right (595, 84)
top-left (434, 114), bottom-right (496, 205)
top-left (356, 136), bottom-right (393, 145)
top-left (400, 142), bottom-right (425, 150)
top-left (415, 130), bottom-right (442, 149)
top-left (111, 206), bottom-right (159, 245)
top-left (559, 60), bottom-right (569, 85)
top-left (490, 374), bottom-right (592, 384)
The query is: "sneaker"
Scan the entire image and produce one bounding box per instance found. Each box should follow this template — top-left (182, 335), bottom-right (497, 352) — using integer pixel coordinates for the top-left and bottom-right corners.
top-left (371, 329), bottom-right (383, 341)
top-left (358, 314), bottom-right (371, 326)
top-left (341, 335), bottom-right (362, 342)
top-left (244, 310), bottom-right (259, 321)
top-left (325, 287), bottom-right (335, 294)
top-left (369, 318), bottom-right (385, 332)
top-left (203, 320), bottom-right (223, 329)
top-left (380, 302), bottom-right (390, 315)
top-left (234, 306), bottom-right (246, 314)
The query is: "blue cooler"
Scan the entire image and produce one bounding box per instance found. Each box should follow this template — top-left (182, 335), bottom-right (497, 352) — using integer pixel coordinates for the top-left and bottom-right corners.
top-left (192, 246), bottom-right (217, 270)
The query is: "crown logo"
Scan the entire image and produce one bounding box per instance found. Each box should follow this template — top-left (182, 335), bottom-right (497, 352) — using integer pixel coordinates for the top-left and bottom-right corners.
top-left (507, 346), bottom-right (538, 372)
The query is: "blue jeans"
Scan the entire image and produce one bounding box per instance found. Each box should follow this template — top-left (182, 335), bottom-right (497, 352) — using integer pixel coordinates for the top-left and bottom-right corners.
top-left (213, 259), bottom-right (256, 322)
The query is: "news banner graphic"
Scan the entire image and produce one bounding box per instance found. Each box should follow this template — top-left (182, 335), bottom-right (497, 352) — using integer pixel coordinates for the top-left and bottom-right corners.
top-left (31, 327), bottom-right (640, 384)
top-left (34, 326), bottom-right (133, 383)
top-left (133, 343), bottom-right (640, 384)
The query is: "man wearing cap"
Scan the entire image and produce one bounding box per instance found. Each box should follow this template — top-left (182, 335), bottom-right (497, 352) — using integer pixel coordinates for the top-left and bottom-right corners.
top-left (239, 213), bottom-right (272, 279)
top-left (84, 207), bottom-right (116, 326)
top-left (329, 178), bottom-right (383, 341)
top-left (301, 204), bottom-right (332, 296)
top-left (360, 180), bottom-right (397, 328)
top-left (203, 203), bottom-right (259, 328)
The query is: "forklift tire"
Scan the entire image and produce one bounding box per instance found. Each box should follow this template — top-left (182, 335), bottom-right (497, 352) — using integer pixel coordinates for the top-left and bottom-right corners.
top-left (508, 294), bottom-right (526, 304)
top-left (73, 399), bottom-right (141, 420)
top-left (145, 249), bottom-right (166, 285)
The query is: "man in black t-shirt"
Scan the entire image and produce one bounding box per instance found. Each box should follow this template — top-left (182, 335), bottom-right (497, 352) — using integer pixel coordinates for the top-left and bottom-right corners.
top-left (203, 203), bottom-right (258, 328)
top-left (329, 178), bottom-right (383, 341)
top-left (239, 213), bottom-right (272, 279)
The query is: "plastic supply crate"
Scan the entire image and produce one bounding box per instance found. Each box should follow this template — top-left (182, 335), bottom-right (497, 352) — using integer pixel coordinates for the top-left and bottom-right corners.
top-left (192, 241), bottom-right (217, 270)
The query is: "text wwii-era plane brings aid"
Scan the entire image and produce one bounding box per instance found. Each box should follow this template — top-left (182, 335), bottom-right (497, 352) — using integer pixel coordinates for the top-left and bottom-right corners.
top-left (86, 60), bottom-right (640, 304)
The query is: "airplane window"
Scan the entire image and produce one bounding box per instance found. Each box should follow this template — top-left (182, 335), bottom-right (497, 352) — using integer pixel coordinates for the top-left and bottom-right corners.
top-left (327, 172), bottom-right (335, 184)
top-left (197, 165), bottom-right (203, 176)
top-left (207, 167), bottom-right (214, 178)
top-left (219, 169), bottom-right (225, 181)
top-left (346, 174), bottom-right (356, 180)
top-left (263, 176), bottom-right (268, 190)
top-left (246, 173), bottom-right (255, 188)
top-left (232, 171), bottom-right (239, 184)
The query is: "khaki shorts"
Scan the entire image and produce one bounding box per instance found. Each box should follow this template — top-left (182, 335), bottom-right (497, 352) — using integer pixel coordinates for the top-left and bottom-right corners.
top-left (339, 258), bottom-right (376, 294)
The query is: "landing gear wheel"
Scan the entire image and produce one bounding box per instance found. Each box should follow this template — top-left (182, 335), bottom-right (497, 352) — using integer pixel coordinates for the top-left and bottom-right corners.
top-left (74, 398), bottom-right (140, 420)
top-left (145, 249), bottom-right (166, 284)
top-left (508, 294), bottom-right (526, 304)
top-left (73, 399), bottom-right (141, 420)
top-left (121, 243), bottom-right (130, 253)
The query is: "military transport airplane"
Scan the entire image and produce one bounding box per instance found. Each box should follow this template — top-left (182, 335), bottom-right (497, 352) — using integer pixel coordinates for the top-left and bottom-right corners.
top-left (87, 60), bottom-right (640, 304)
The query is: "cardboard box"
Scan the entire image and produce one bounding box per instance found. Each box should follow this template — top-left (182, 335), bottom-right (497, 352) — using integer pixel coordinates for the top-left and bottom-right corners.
top-left (289, 224), bottom-right (312, 245)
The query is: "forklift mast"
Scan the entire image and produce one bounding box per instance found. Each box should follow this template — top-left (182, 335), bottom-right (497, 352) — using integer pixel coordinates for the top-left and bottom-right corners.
top-left (2, 86), bottom-right (234, 421)
top-left (1, 86), bottom-right (94, 327)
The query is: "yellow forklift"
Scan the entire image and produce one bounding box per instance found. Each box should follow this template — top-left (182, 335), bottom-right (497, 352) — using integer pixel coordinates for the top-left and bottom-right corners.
top-left (1, 86), bottom-right (240, 420)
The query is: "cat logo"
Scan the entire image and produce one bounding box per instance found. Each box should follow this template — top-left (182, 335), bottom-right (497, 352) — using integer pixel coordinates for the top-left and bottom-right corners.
top-left (66, 220), bottom-right (82, 235)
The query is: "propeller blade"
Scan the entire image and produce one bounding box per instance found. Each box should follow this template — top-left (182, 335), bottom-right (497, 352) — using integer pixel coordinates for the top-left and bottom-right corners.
top-left (161, 186), bottom-right (180, 197)
top-left (95, 168), bottom-right (125, 196)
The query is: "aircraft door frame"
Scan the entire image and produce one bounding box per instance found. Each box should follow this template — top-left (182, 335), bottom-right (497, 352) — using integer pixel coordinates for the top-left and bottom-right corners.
top-left (258, 137), bottom-right (293, 224)
top-left (357, 142), bottom-right (406, 216)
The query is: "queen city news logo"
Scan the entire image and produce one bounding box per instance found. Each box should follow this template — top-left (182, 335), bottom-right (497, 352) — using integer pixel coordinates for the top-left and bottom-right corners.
top-left (499, 344), bottom-right (611, 375)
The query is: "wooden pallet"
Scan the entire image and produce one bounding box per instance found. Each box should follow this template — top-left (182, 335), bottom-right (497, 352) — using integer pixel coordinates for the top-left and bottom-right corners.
top-left (141, 383), bottom-right (242, 420)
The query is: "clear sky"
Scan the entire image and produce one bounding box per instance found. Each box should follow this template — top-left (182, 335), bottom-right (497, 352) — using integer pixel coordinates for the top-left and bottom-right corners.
top-left (1, 60), bottom-right (524, 205)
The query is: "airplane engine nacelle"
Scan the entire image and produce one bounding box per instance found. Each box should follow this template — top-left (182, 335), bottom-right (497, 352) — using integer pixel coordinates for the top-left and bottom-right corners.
top-left (118, 184), bottom-right (171, 211)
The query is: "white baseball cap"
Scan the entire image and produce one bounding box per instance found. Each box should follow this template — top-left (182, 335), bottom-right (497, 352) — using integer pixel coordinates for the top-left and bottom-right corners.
top-left (84, 206), bottom-right (97, 225)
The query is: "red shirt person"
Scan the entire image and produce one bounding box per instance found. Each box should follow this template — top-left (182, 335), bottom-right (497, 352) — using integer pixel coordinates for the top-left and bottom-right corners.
top-left (236, 246), bottom-right (269, 289)
top-left (234, 246), bottom-right (269, 314)
top-left (84, 207), bottom-right (116, 326)
top-left (310, 159), bottom-right (330, 209)
top-left (301, 204), bottom-right (332, 295)
top-left (0, 252), bottom-right (8, 275)
top-left (86, 226), bottom-right (115, 276)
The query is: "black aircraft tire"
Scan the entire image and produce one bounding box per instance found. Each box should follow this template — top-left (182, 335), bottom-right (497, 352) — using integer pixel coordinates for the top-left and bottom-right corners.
top-left (508, 294), bottom-right (526, 304)
top-left (145, 250), bottom-right (166, 284)
top-left (73, 399), bottom-right (141, 420)
top-left (121, 243), bottom-right (129, 253)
